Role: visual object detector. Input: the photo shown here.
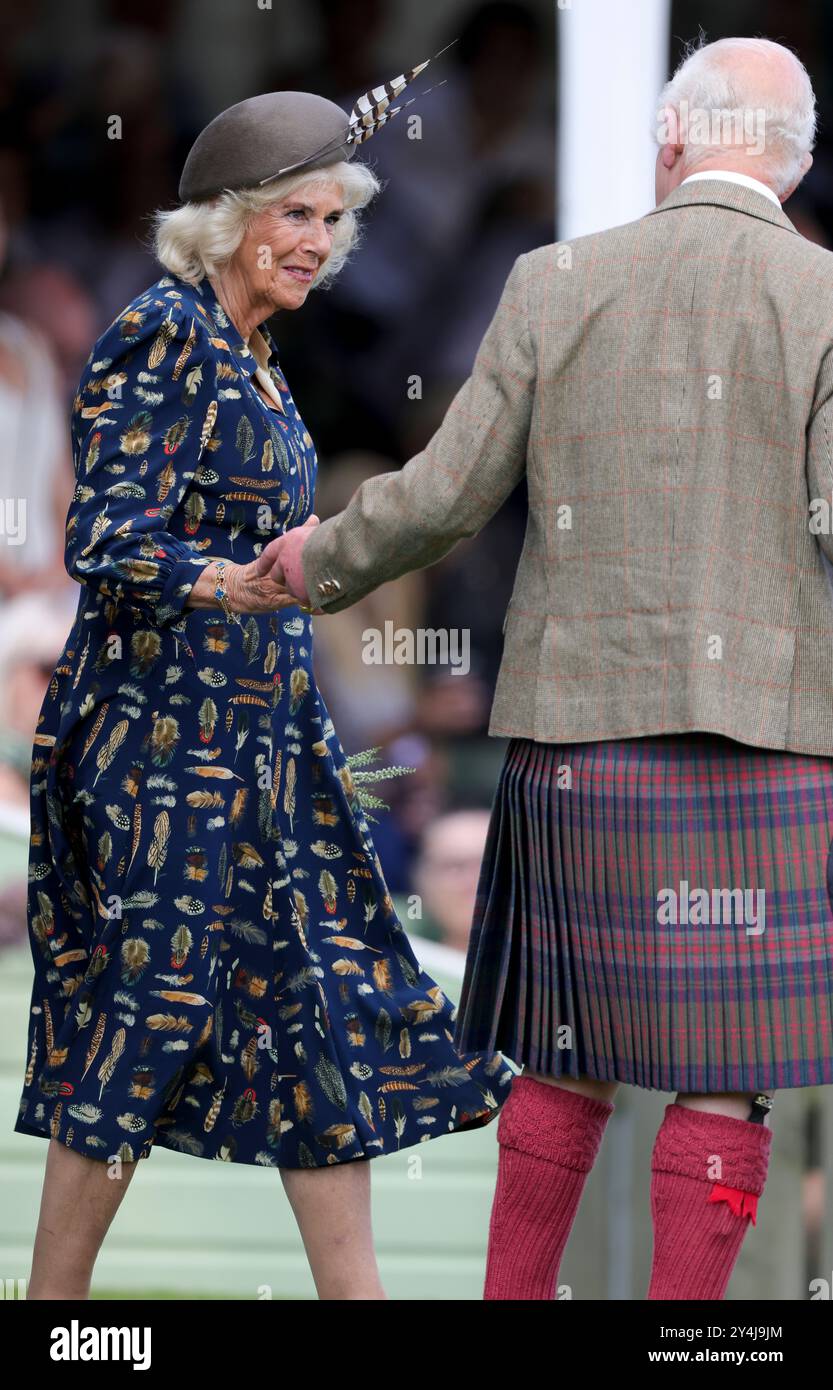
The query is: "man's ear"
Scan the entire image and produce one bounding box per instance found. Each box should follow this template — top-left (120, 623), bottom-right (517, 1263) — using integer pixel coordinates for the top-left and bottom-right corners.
top-left (657, 105), bottom-right (685, 167)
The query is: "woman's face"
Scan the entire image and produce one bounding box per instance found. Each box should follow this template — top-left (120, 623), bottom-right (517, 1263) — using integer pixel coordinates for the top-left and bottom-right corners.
top-left (236, 183), bottom-right (345, 312)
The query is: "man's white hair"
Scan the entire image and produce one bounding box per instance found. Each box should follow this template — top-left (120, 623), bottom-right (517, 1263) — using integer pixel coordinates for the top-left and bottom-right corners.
top-left (656, 35), bottom-right (817, 198)
top-left (151, 160), bottom-right (382, 289)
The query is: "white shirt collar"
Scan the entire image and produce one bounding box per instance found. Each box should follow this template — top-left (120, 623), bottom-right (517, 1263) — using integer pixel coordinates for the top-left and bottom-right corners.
top-left (680, 170), bottom-right (782, 210)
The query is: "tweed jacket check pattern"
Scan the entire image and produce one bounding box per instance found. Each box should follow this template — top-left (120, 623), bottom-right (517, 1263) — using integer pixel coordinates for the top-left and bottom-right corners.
top-left (301, 178), bottom-right (833, 754)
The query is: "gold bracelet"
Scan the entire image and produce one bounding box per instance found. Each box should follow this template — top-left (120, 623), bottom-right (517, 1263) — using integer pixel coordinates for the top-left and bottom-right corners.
top-left (214, 559), bottom-right (244, 628)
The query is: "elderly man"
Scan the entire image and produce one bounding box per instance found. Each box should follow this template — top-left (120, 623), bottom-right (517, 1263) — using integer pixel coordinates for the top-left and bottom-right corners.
top-left (258, 36), bottom-right (830, 1301)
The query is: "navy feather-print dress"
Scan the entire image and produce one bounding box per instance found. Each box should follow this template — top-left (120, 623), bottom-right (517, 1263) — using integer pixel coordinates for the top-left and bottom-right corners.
top-left (15, 272), bottom-right (511, 1167)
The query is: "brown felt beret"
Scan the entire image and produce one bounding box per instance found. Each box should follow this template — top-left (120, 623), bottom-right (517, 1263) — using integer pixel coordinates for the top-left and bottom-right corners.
top-left (178, 90), bottom-right (356, 203)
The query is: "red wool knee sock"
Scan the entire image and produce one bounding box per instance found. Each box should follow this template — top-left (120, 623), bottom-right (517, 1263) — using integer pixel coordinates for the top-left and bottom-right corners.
top-left (483, 1074), bottom-right (614, 1301)
top-left (647, 1102), bottom-right (773, 1301)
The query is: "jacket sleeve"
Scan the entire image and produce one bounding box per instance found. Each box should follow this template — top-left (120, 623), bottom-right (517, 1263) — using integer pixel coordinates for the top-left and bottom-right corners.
top-left (65, 301), bottom-right (217, 625)
top-left (300, 252), bottom-right (536, 613)
top-left (807, 345), bottom-right (833, 567)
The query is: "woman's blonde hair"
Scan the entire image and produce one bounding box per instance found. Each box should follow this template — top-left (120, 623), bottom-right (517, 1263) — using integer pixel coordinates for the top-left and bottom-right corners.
top-left (151, 159), bottom-right (382, 289)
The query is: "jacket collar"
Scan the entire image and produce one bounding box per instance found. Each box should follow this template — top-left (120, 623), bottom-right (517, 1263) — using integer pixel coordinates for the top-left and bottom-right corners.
top-left (645, 175), bottom-right (801, 237)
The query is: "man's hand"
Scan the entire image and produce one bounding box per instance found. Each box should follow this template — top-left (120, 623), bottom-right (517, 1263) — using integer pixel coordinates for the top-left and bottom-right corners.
top-left (253, 515), bottom-right (324, 613)
top-left (222, 559), bottom-right (308, 616)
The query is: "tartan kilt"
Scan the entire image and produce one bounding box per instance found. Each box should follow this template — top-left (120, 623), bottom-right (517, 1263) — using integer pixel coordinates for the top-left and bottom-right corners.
top-left (452, 733), bottom-right (833, 1092)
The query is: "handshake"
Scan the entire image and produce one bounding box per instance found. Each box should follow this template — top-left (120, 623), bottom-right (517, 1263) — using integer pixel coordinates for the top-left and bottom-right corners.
top-left (194, 516), bottom-right (327, 619)
top-left (252, 514), bottom-right (326, 614)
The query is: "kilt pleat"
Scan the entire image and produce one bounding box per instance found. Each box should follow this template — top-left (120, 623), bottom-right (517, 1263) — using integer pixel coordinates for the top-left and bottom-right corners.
top-left (453, 733), bottom-right (833, 1092)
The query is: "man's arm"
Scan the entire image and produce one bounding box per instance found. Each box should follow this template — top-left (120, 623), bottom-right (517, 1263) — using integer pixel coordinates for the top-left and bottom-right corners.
top-left (299, 252), bottom-right (536, 614)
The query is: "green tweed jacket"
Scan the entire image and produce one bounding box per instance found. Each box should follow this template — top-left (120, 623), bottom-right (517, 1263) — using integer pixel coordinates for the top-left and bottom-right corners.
top-left (301, 177), bottom-right (833, 755)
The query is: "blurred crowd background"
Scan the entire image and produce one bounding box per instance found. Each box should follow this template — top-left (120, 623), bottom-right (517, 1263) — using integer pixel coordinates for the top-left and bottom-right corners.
top-left (0, 0), bottom-right (832, 967)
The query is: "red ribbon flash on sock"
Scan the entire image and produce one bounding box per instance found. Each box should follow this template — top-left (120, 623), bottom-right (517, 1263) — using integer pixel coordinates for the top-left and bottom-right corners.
top-left (708, 1182), bottom-right (759, 1225)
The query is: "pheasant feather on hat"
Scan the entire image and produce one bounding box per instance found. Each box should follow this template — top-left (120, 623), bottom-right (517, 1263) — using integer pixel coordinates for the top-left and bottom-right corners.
top-left (177, 41), bottom-right (457, 203)
top-left (258, 39), bottom-right (457, 184)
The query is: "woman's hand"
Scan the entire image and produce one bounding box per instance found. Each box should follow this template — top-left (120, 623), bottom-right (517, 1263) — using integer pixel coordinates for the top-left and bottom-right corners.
top-left (187, 515), bottom-right (325, 616)
top-left (186, 557), bottom-right (306, 615)
top-left (224, 557), bottom-right (310, 615)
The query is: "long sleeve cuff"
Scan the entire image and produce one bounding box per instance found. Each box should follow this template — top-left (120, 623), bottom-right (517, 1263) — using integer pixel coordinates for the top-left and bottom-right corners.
top-left (299, 518), bottom-right (355, 614)
top-left (156, 550), bottom-right (215, 624)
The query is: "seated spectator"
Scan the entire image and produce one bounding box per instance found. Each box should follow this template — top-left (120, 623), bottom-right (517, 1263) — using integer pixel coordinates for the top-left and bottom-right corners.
top-left (409, 807), bottom-right (493, 949)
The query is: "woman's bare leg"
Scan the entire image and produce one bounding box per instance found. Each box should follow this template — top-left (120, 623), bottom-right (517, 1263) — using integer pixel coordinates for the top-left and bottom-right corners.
top-left (27, 1139), bottom-right (139, 1299)
top-left (280, 1157), bottom-right (386, 1300)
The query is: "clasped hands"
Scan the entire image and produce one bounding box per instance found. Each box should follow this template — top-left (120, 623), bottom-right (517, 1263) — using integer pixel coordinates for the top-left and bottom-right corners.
top-left (215, 515), bottom-right (325, 616)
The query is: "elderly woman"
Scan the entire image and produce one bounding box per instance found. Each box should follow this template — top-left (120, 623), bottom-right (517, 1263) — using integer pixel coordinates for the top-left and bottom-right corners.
top-left (16, 85), bottom-right (511, 1301)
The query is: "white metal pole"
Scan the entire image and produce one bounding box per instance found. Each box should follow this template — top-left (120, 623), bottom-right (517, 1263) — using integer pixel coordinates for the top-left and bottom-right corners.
top-left (557, 0), bottom-right (672, 240)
